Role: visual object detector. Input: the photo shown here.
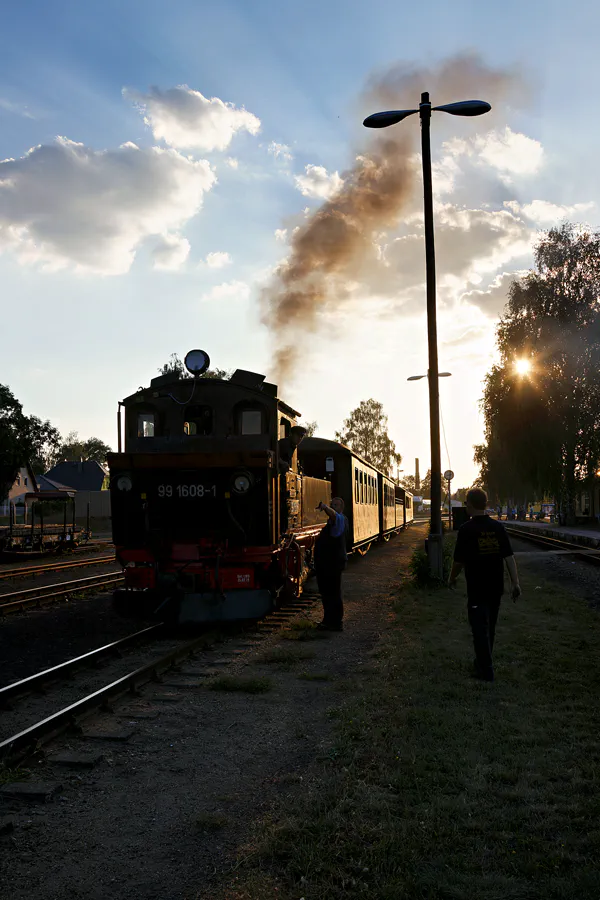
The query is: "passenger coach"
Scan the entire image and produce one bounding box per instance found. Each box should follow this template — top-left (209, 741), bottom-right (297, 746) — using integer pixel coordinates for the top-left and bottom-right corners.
top-left (298, 438), bottom-right (413, 552)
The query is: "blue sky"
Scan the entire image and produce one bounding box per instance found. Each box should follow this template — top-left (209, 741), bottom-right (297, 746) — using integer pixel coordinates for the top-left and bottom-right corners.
top-left (1, 0), bottom-right (599, 486)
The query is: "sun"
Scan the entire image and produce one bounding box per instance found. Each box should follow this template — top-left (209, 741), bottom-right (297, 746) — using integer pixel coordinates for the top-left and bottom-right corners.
top-left (515, 358), bottom-right (531, 376)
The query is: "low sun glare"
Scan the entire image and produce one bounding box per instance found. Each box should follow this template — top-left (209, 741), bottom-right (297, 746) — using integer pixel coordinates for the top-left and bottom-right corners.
top-left (515, 359), bottom-right (532, 375)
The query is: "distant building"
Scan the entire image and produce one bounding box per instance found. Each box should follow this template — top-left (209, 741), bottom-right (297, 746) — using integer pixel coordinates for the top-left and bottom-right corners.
top-left (43, 460), bottom-right (109, 492)
top-left (1, 463), bottom-right (38, 514)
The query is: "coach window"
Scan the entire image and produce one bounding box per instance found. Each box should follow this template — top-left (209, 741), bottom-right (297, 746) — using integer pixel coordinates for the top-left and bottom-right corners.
top-left (355, 468), bottom-right (359, 503)
top-left (137, 412), bottom-right (155, 438)
top-left (184, 404), bottom-right (213, 436)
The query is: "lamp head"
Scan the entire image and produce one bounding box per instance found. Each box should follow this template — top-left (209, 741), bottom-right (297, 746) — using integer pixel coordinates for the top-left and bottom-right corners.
top-left (363, 109), bottom-right (418, 128)
top-left (433, 100), bottom-right (491, 117)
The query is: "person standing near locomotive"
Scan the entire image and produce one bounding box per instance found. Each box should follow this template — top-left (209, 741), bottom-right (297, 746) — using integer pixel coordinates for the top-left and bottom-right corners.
top-left (448, 487), bottom-right (521, 682)
top-left (314, 497), bottom-right (349, 632)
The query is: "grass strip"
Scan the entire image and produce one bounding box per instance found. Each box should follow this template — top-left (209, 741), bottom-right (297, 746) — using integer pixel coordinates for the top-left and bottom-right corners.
top-left (218, 562), bottom-right (600, 900)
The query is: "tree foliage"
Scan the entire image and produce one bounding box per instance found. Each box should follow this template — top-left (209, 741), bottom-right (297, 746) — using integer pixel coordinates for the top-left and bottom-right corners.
top-left (335, 399), bottom-right (402, 475)
top-left (477, 224), bottom-right (600, 521)
top-left (0, 384), bottom-right (60, 502)
top-left (158, 353), bottom-right (230, 380)
top-left (51, 432), bottom-right (112, 466)
top-left (300, 421), bottom-right (318, 437)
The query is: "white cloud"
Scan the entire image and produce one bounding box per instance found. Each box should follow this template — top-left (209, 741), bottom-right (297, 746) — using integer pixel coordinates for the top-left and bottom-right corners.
top-left (0, 137), bottom-right (216, 274)
top-left (459, 271), bottom-right (523, 316)
top-left (151, 233), bottom-right (190, 271)
top-left (518, 199), bottom-right (595, 225)
top-left (203, 251), bottom-right (232, 268)
top-left (225, 157), bottom-right (239, 169)
top-left (201, 280), bottom-right (250, 303)
top-left (274, 228), bottom-right (287, 242)
top-left (268, 141), bottom-right (293, 162)
top-left (294, 164), bottom-right (344, 199)
top-left (126, 85), bottom-right (260, 152)
top-left (0, 98), bottom-right (35, 119)
top-left (474, 127), bottom-right (544, 178)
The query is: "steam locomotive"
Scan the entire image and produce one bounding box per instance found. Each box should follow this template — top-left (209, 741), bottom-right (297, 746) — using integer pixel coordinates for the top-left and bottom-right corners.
top-left (108, 350), bottom-right (412, 624)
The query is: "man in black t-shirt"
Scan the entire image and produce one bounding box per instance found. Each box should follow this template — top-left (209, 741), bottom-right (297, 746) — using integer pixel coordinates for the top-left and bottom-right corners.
top-left (449, 488), bottom-right (521, 682)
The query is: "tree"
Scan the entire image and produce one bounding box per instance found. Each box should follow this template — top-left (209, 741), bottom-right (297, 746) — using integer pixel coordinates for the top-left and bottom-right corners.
top-left (300, 421), bottom-right (318, 437)
top-left (335, 399), bottom-right (402, 475)
top-left (52, 432), bottom-right (112, 466)
top-left (0, 384), bottom-right (60, 502)
top-left (477, 224), bottom-right (600, 523)
top-left (400, 474), bottom-right (417, 492)
top-left (158, 353), bottom-right (230, 380)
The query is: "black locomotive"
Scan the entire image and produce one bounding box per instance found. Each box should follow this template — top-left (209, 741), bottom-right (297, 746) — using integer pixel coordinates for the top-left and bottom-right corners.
top-left (108, 350), bottom-right (412, 623)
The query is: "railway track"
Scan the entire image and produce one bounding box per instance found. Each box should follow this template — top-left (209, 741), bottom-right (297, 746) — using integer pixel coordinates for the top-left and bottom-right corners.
top-left (0, 554), bottom-right (115, 581)
top-left (0, 592), bottom-right (318, 764)
top-left (0, 571), bottom-right (124, 615)
top-left (505, 526), bottom-right (600, 565)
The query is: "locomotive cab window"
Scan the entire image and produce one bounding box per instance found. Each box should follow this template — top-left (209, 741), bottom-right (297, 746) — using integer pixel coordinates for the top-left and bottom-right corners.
top-left (235, 404), bottom-right (265, 435)
top-left (184, 404), bottom-right (213, 436)
top-left (137, 413), bottom-right (155, 438)
top-left (279, 417), bottom-right (291, 439)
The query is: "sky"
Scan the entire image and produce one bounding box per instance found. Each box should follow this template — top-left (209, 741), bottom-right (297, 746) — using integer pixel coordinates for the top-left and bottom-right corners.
top-left (1, 0), bottom-right (599, 487)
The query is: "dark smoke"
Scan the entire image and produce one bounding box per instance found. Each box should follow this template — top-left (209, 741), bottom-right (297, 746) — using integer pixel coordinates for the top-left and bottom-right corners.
top-left (262, 54), bottom-right (521, 386)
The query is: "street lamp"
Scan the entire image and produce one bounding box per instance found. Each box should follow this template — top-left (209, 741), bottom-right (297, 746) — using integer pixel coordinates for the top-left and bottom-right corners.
top-left (364, 93), bottom-right (490, 578)
top-left (407, 372), bottom-right (452, 381)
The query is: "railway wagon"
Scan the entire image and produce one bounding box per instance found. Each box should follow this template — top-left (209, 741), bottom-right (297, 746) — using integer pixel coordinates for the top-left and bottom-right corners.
top-left (395, 484), bottom-right (414, 528)
top-left (299, 438), bottom-right (413, 548)
top-left (108, 351), bottom-right (330, 624)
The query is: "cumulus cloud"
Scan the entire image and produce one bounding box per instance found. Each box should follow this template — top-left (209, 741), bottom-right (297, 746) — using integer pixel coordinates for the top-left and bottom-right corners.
top-left (294, 164), bottom-right (344, 199)
top-left (274, 228), bottom-right (287, 242)
top-left (225, 157), bottom-right (239, 169)
top-left (151, 233), bottom-right (190, 271)
top-left (268, 141), bottom-right (293, 162)
top-left (474, 127), bottom-right (543, 177)
top-left (203, 251), bottom-right (231, 268)
top-left (517, 199), bottom-right (595, 224)
top-left (458, 271), bottom-right (522, 316)
top-left (201, 280), bottom-right (250, 303)
top-left (0, 137), bottom-right (216, 274)
top-left (126, 85), bottom-right (261, 151)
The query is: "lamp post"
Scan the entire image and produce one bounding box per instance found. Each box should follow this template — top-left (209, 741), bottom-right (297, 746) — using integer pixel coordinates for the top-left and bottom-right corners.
top-left (365, 94), bottom-right (490, 578)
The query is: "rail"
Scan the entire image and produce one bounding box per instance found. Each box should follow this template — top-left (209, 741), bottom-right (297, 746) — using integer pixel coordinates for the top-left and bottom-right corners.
top-left (0, 571), bottom-right (124, 615)
top-left (0, 624), bottom-right (162, 706)
top-left (0, 555), bottom-right (115, 580)
top-left (505, 526), bottom-right (600, 566)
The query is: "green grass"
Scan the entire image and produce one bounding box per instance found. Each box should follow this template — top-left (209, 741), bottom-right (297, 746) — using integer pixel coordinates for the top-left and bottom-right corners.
top-left (207, 675), bottom-right (273, 694)
top-left (212, 561), bottom-right (600, 900)
top-left (257, 646), bottom-right (317, 669)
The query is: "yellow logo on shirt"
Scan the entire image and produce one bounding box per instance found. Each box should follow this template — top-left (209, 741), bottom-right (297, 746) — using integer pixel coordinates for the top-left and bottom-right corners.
top-left (477, 533), bottom-right (500, 555)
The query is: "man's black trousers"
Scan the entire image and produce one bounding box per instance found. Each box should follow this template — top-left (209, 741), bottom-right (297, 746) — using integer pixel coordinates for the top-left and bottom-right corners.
top-left (316, 566), bottom-right (344, 627)
top-left (467, 594), bottom-right (501, 679)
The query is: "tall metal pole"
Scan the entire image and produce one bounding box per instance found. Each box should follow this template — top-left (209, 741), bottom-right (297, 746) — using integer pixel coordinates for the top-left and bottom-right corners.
top-left (419, 91), bottom-right (443, 578)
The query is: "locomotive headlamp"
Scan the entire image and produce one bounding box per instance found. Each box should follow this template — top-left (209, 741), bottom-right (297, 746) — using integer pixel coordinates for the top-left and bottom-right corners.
top-left (232, 472), bottom-right (252, 494)
top-left (184, 349), bottom-right (210, 376)
top-left (116, 475), bottom-right (133, 492)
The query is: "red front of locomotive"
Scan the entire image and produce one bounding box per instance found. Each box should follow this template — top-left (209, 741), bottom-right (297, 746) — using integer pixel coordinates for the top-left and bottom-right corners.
top-left (109, 357), bottom-right (324, 623)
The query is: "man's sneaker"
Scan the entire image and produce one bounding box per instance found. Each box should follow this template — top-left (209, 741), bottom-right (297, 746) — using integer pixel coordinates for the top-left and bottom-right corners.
top-left (472, 659), bottom-right (494, 681)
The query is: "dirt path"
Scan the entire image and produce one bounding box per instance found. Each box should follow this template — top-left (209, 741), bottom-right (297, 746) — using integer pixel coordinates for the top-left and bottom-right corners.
top-left (0, 525), bottom-right (426, 900)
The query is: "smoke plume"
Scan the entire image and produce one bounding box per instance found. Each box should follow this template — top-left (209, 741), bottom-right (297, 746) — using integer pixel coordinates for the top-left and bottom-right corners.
top-left (262, 53), bottom-right (520, 386)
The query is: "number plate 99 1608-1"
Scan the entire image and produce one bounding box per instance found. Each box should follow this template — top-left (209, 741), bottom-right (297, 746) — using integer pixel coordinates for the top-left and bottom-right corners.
top-left (157, 485), bottom-right (217, 498)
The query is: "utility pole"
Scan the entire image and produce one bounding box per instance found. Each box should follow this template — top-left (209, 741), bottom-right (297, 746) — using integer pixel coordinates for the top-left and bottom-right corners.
top-left (420, 91), bottom-right (443, 578)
